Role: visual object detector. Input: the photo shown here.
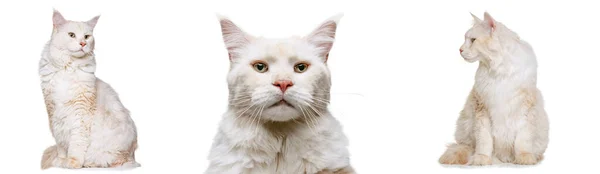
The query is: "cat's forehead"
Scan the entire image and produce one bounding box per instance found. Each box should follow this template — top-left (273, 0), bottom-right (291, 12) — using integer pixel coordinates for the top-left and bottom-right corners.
top-left (59, 21), bottom-right (93, 33)
top-left (266, 40), bottom-right (297, 57)
top-left (249, 38), bottom-right (316, 61)
top-left (465, 24), bottom-right (484, 38)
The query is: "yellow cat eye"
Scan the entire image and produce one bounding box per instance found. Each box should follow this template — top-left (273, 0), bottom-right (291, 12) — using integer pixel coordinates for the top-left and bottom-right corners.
top-left (294, 63), bottom-right (309, 73)
top-left (252, 62), bottom-right (268, 73)
top-left (470, 38), bottom-right (476, 43)
top-left (68, 32), bottom-right (76, 38)
top-left (85, 35), bottom-right (91, 39)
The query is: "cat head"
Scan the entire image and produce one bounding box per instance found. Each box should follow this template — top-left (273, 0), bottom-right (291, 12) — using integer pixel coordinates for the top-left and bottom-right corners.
top-left (220, 15), bottom-right (341, 122)
top-left (50, 10), bottom-right (100, 58)
top-left (459, 12), bottom-right (516, 63)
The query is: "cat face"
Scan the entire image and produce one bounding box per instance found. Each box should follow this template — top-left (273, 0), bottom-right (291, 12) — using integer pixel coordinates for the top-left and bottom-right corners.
top-left (460, 12), bottom-right (497, 63)
top-left (50, 10), bottom-right (99, 58)
top-left (220, 15), bottom-right (341, 122)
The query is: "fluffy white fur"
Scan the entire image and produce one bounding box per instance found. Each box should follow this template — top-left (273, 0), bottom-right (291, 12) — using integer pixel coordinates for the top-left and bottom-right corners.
top-left (39, 10), bottom-right (139, 169)
top-left (439, 12), bottom-right (549, 166)
top-left (205, 15), bottom-right (355, 174)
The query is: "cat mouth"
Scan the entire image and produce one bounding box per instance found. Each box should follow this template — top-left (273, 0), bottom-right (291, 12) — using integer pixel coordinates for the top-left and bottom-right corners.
top-left (70, 49), bottom-right (87, 54)
top-left (271, 99), bottom-right (294, 108)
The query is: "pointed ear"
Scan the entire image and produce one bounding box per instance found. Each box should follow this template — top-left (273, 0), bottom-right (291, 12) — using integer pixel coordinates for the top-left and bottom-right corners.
top-left (87, 15), bottom-right (100, 28)
top-left (483, 12), bottom-right (496, 31)
top-left (470, 12), bottom-right (482, 24)
top-left (306, 14), bottom-right (342, 62)
top-left (52, 9), bottom-right (67, 27)
top-left (218, 15), bottom-right (252, 61)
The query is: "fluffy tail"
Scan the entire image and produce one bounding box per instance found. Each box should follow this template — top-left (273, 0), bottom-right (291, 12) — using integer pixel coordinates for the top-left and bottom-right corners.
top-left (439, 143), bottom-right (473, 165)
top-left (41, 145), bottom-right (58, 169)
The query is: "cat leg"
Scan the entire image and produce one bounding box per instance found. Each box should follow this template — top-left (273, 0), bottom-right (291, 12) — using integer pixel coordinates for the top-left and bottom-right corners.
top-left (63, 125), bottom-right (89, 169)
top-left (468, 113), bottom-right (493, 166)
top-left (513, 122), bottom-right (538, 165)
top-left (108, 149), bottom-right (139, 168)
top-left (119, 141), bottom-right (141, 168)
top-left (91, 79), bottom-right (140, 168)
top-left (62, 88), bottom-right (95, 168)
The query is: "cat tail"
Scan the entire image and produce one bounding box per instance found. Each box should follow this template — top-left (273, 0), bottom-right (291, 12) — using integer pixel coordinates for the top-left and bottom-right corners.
top-left (438, 143), bottom-right (473, 165)
top-left (41, 145), bottom-right (58, 169)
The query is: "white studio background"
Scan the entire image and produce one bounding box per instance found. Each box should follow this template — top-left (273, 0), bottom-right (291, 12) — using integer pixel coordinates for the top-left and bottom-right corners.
top-left (0, 0), bottom-right (598, 174)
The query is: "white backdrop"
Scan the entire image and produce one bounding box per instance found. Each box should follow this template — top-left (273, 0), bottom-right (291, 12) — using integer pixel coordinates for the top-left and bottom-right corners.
top-left (0, 0), bottom-right (599, 173)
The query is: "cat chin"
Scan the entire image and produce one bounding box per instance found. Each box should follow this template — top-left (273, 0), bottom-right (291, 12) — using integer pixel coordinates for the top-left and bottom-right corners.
top-left (260, 105), bottom-right (302, 122)
top-left (463, 58), bottom-right (478, 63)
top-left (70, 51), bottom-right (87, 58)
top-left (462, 56), bottom-right (479, 63)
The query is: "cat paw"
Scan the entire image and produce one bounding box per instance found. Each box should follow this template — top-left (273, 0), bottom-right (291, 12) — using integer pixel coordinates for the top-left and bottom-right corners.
top-left (468, 154), bottom-right (492, 166)
top-left (514, 153), bottom-right (538, 165)
top-left (65, 157), bottom-right (83, 169)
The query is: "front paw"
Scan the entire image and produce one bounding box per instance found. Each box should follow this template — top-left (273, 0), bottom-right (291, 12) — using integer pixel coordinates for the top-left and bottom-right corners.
top-left (514, 153), bottom-right (538, 165)
top-left (468, 154), bottom-right (492, 166)
top-left (66, 157), bottom-right (83, 169)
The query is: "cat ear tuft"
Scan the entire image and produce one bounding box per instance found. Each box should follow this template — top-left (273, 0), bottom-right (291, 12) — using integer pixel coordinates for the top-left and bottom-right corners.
top-left (87, 15), bottom-right (100, 29)
top-left (470, 12), bottom-right (482, 24)
top-left (218, 15), bottom-right (252, 61)
top-left (306, 14), bottom-right (342, 62)
top-left (483, 12), bottom-right (496, 31)
top-left (52, 9), bottom-right (67, 27)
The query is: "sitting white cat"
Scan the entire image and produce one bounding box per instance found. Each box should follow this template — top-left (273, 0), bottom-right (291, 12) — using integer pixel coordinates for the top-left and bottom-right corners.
top-left (205, 15), bottom-right (355, 174)
top-left (39, 10), bottom-right (139, 169)
top-left (439, 12), bottom-right (549, 166)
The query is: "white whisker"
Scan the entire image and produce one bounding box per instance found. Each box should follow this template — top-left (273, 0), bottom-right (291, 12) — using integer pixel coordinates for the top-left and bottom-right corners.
top-left (248, 105), bottom-right (262, 134)
top-left (254, 104), bottom-right (266, 133)
top-left (298, 105), bottom-right (316, 135)
top-left (233, 103), bottom-right (256, 123)
top-left (229, 99), bottom-right (253, 106)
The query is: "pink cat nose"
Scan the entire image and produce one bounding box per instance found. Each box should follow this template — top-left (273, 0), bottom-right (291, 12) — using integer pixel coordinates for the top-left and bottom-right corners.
top-left (459, 49), bottom-right (464, 53)
top-left (80, 42), bottom-right (87, 47)
top-left (273, 80), bottom-right (293, 93)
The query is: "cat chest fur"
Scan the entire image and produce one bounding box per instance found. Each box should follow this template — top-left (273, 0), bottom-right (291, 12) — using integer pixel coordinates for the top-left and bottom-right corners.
top-left (244, 124), bottom-right (323, 173)
top-left (43, 69), bottom-right (97, 138)
top-left (474, 74), bottom-right (531, 153)
top-left (212, 114), bottom-right (349, 174)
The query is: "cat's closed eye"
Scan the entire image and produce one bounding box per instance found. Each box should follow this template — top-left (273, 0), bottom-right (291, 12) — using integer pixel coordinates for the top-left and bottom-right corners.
top-left (294, 63), bottom-right (309, 73)
top-left (470, 38), bottom-right (476, 43)
top-left (252, 62), bottom-right (268, 73)
top-left (85, 35), bottom-right (91, 39)
top-left (68, 32), bottom-right (76, 38)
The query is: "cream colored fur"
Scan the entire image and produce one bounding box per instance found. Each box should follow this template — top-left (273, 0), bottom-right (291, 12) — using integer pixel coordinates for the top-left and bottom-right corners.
top-left (439, 12), bottom-right (549, 166)
top-left (39, 10), bottom-right (139, 169)
top-left (205, 15), bottom-right (355, 174)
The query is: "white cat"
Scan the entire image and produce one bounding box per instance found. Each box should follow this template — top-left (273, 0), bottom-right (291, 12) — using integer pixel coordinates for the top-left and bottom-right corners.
top-left (439, 12), bottom-right (549, 165)
top-left (39, 10), bottom-right (139, 169)
top-left (205, 15), bottom-right (355, 174)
